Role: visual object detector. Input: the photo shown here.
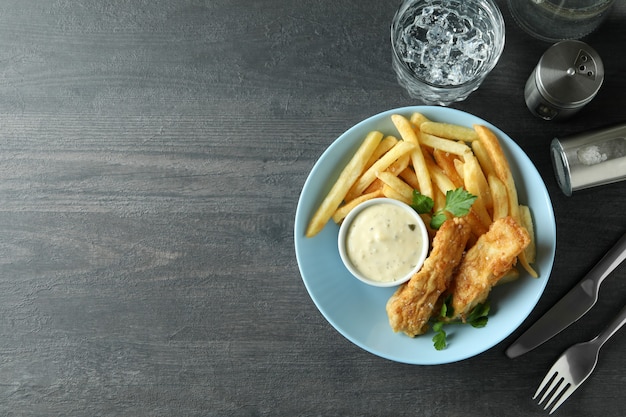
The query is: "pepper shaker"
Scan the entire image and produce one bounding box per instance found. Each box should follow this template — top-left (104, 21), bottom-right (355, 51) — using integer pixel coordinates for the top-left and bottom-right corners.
top-left (525, 40), bottom-right (604, 121)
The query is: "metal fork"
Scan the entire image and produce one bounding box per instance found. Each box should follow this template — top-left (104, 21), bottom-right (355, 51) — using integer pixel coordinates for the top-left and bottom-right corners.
top-left (534, 303), bottom-right (626, 414)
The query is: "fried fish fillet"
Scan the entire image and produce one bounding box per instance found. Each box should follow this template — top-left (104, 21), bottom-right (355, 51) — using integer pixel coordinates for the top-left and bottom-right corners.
top-left (448, 216), bottom-right (530, 322)
top-left (386, 217), bottom-right (472, 337)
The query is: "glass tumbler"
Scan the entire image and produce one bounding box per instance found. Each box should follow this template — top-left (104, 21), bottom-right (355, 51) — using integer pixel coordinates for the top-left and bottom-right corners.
top-left (391, 0), bottom-right (505, 106)
top-left (508, 0), bottom-right (615, 42)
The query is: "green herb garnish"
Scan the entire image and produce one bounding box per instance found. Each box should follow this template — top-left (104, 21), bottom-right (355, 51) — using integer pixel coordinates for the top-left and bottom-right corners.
top-left (431, 298), bottom-right (491, 351)
top-left (466, 301), bottom-right (490, 328)
top-left (432, 321), bottom-right (447, 351)
top-left (440, 294), bottom-right (455, 319)
top-left (411, 187), bottom-right (477, 229)
top-left (410, 190), bottom-right (434, 214)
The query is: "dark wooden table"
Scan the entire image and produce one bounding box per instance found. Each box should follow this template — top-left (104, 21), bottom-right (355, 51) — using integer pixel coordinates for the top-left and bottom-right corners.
top-left (0, 1), bottom-right (624, 416)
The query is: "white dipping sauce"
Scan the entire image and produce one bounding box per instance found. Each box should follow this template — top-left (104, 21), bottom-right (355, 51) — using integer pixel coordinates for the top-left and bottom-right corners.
top-left (345, 203), bottom-right (424, 283)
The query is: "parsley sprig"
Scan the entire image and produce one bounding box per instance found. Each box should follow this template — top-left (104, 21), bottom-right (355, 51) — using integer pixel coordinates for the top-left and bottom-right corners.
top-left (411, 187), bottom-right (477, 229)
top-left (431, 295), bottom-right (490, 350)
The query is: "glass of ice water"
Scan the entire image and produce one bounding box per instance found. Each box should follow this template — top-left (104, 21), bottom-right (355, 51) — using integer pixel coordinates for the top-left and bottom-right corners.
top-left (391, 0), bottom-right (505, 106)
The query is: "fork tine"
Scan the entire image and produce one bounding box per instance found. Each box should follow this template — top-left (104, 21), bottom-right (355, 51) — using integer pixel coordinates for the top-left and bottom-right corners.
top-left (533, 371), bottom-right (560, 404)
top-left (533, 371), bottom-right (550, 399)
top-left (546, 383), bottom-right (574, 415)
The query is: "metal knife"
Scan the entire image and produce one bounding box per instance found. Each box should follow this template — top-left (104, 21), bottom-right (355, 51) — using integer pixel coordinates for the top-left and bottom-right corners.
top-left (506, 232), bottom-right (626, 358)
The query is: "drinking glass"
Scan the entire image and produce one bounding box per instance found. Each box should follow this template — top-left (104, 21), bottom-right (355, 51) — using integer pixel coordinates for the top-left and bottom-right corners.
top-left (508, 0), bottom-right (615, 42)
top-left (391, 0), bottom-right (505, 106)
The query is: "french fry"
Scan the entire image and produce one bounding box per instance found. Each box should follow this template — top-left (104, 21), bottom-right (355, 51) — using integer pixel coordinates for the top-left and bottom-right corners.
top-left (382, 184), bottom-right (411, 205)
top-left (468, 199), bottom-right (491, 231)
top-left (518, 238), bottom-right (538, 278)
top-left (399, 167), bottom-right (420, 190)
top-left (451, 154), bottom-right (495, 254)
top-left (425, 157), bottom-right (456, 196)
top-left (365, 135), bottom-right (399, 171)
top-left (420, 143), bottom-right (435, 165)
top-left (419, 133), bottom-right (472, 156)
top-left (433, 149), bottom-right (464, 188)
top-left (473, 125), bottom-right (519, 220)
top-left (453, 159), bottom-right (465, 181)
top-left (409, 112), bottom-right (431, 127)
top-left (474, 124), bottom-right (538, 277)
top-left (362, 153), bottom-right (410, 194)
top-left (463, 151), bottom-right (493, 214)
top-left (306, 130), bottom-right (383, 237)
top-left (488, 174), bottom-right (508, 220)
top-left (376, 171), bottom-right (414, 202)
top-left (463, 145), bottom-right (493, 230)
top-left (387, 153), bottom-right (411, 176)
top-left (391, 114), bottom-right (433, 198)
top-left (331, 190), bottom-right (384, 224)
top-left (433, 187), bottom-right (447, 213)
top-left (471, 140), bottom-right (495, 178)
top-left (519, 205), bottom-right (536, 264)
top-left (466, 208), bottom-right (489, 238)
top-left (420, 121), bottom-right (479, 142)
top-left (362, 178), bottom-right (383, 194)
top-left (345, 140), bottom-right (415, 202)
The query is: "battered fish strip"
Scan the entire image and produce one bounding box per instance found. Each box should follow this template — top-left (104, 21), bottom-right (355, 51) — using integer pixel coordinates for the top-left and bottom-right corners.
top-left (386, 217), bottom-right (472, 337)
top-left (448, 216), bottom-right (530, 322)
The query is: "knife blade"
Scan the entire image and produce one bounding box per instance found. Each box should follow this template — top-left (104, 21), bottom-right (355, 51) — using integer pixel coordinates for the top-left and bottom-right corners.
top-left (506, 232), bottom-right (626, 358)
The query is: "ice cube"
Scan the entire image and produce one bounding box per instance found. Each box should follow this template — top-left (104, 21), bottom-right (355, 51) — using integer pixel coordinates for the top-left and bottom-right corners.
top-left (446, 11), bottom-right (470, 34)
top-left (426, 24), bottom-right (452, 45)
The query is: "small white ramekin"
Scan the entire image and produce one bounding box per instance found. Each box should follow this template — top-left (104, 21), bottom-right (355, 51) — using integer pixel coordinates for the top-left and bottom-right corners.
top-left (337, 198), bottom-right (429, 287)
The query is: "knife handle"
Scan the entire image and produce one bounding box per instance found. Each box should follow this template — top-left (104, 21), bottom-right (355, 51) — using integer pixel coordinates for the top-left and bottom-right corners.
top-left (592, 303), bottom-right (626, 350)
top-left (585, 232), bottom-right (626, 295)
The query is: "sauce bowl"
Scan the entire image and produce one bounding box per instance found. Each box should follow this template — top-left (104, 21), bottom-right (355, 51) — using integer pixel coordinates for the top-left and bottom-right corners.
top-left (337, 198), bottom-right (429, 287)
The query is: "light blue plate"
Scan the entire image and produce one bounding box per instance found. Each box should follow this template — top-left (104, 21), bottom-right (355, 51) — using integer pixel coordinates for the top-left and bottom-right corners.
top-left (294, 106), bottom-right (556, 365)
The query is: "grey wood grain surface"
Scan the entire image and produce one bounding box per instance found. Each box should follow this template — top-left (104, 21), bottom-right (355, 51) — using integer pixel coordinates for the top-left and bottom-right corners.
top-left (0, 1), bottom-right (624, 416)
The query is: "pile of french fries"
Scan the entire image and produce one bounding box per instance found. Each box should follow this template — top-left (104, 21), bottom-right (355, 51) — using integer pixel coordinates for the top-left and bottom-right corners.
top-left (306, 112), bottom-right (537, 279)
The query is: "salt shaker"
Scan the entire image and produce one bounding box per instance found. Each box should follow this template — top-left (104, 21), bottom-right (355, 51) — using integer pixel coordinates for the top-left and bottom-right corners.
top-left (551, 123), bottom-right (626, 196)
top-left (524, 40), bottom-right (604, 121)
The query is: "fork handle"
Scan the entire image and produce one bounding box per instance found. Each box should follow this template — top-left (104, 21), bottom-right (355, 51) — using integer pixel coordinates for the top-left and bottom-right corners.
top-left (592, 303), bottom-right (626, 349)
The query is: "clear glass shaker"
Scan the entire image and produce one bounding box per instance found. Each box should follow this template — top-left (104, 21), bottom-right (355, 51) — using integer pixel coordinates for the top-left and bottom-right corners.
top-left (551, 123), bottom-right (626, 195)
